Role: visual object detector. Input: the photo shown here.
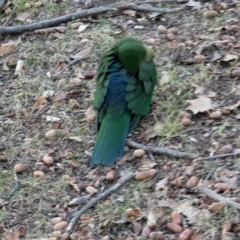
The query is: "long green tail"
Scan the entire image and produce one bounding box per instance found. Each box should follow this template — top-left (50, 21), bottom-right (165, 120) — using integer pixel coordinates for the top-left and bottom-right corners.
top-left (90, 112), bottom-right (130, 167)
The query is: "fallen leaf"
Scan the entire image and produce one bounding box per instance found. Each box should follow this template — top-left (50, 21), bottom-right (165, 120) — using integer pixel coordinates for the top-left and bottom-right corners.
top-left (208, 202), bottom-right (225, 213)
top-left (32, 96), bottom-right (47, 111)
top-left (174, 199), bottom-right (198, 220)
top-left (3, 231), bottom-right (20, 240)
top-left (188, 209), bottom-right (211, 225)
top-left (14, 60), bottom-right (24, 76)
top-left (34, 27), bottom-right (67, 34)
top-left (147, 206), bottom-right (168, 227)
top-left (186, 96), bottom-right (213, 114)
top-left (145, 122), bottom-right (163, 139)
top-left (16, 11), bottom-right (31, 21)
top-left (84, 107), bottom-right (96, 122)
top-left (77, 24), bottom-right (89, 33)
top-left (160, 71), bottom-right (171, 86)
top-left (123, 10), bottom-right (136, 17)
top-left (71, 45), bottom-right (93, 60)
top-left (69, 136), bottom-right (83, 142)
top-left (42, 90), bottom-right (55, 98)
top-left (192, 84), bottom-right (204, 95)
top-left (186, 0), bottom-right (201, 8)
top-left (155, 177), bottom-right (168, 191)
top-left (0, 42), bottom-right (18, 57)
top-left (52, 91), bottom-right (66, 102)
top-left (222, 53), bottom-right (238, 62)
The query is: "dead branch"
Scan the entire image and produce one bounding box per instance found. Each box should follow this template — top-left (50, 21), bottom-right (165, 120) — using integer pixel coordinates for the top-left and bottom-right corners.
top-left (199, 186), bottom-right (240, 210)
top-left (126, 139), bottom-right (198, 159)
top-left (134, 0), bottom-right (188, 4)
top-left (36, 97), bottom-right (67, 115)
top-left (66, 172), bottom-right (135, 233)
top-left (197, 152), bottom-right (240, 161)
top-left (0, 3), bottom-right (180, 35)
top-left (52, 58), bottom-right (83, 82)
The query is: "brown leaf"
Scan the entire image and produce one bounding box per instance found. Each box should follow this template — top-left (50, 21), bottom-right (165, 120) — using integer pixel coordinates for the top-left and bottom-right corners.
top-left (155, 177), bottom-right (168, 191)
top-left (0, 42), bottom-right (18, 57)
top-left (32, 96), bottom-right (47, 111)
top-left (84, 107), bottom-right (96, 122)
top-left (52, 91), bottom-right (66, 102)
top-left (186, 96), bottom-right (213, 114)
top-left (16, 11), bottom-right (31, 21)
top-left (208, 202), bottom-right (225, 213)
top-left (71, 45), bottom-right (93, 59)
top-left (3, 231), bottom-right (20, 240)
top-left (147, 206), bottom-right (167, 227)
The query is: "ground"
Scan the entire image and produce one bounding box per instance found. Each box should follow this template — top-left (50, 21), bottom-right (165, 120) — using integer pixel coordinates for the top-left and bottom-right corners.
top-left (0, 0), bottom-right (240, 239)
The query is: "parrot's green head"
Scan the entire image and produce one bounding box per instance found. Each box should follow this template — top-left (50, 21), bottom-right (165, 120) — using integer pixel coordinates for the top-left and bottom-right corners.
top-left (116, 38), bottom-right (155, 74)
top-left (144, 46), bottom-right (155, 62)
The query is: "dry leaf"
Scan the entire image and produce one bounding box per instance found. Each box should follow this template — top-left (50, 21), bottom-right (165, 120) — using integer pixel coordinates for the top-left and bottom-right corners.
top-left (77, 24), bottom-right (89, 33)
top-left (14, 60), bottom-right (24, 76)
top-left (68, 99), bottom-right (80, 108)
top-left (174, 199), bottom-right (198, 220)
top-left (32, 96), bottom-right (47, 111)
top-left (52, 91), bottom-right (66, 101)
top-left (71, 45), bottom-right (93, 59)
top-left (16, 11), bottom-right (31, 21)
top-left (222, 53), bottom-right (238, 62)
top-left (3, 231), bottom-right (20, 240)
top-left (208, 202), bottom-right (225, 213)
top-left (188, 209), bottom-right (211, 225)
top-left (160, 71), bottom-right (170, 86)
top-left (145, 122), bottom-right (163, 139)
top-left (0, 42), bottom-right (18, 57)
top-left (186, 96), bottom-right (213, 114)
top-left (123, 10), bottom-right (136, 17)
top-left (186, 0), bottom-right (201, 8)
top-left (84, 107), bottom-right (96, 122)
top-left (192, 84), bottom-right (204, 95)
top-left (155, 177), bottom-right (168, 191)
top-left (34, 27), bottom-right (67, 34)
top-left (69, 136), bottom-right (83, 142)
top-left (147, 206), bottom-right (167, 227)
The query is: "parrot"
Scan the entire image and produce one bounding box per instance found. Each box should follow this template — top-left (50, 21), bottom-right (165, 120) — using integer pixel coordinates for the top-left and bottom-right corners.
top-left (89, 37), bottom-right (157, 167)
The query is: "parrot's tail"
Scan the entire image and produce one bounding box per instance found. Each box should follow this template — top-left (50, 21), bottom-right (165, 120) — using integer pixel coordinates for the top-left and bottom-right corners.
top-left (89, 112), bottom-right (130, 167)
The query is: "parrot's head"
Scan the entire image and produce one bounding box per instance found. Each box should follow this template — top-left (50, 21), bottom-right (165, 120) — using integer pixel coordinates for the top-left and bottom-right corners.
top-left (117, 38), bottom-right (151, 74)
top-left (144, 46), bottom-right (155, 62)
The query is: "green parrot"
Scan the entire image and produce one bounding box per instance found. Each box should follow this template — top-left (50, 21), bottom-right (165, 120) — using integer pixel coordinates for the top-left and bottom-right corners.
top-left (90, 37), bottom-right (157, 167)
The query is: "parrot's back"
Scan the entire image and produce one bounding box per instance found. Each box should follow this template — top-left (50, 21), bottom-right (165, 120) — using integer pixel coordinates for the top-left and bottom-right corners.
top-left (90, 38), bottom-right (157, 167)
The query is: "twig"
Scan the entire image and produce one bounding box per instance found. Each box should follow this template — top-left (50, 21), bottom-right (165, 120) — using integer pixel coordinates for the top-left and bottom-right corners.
top-left (0, 171), bottom-right (19, 207)
top-left (0, 3), bottom-right (180, 35)
top-left (134, 0), bottom-right (188, 4)
top-left (66, 173), bottom-right (135, 232)
top-left (36, 97), bottom-right (67, 115)
top-left (126, 139), bottom-right (198, 159)
top-left (52, 58), bottom-right (82, 82)
top-left (199, 186), bottom-right (240, 210)
top-left (0, 0), bottom-right (7, 10)
top-left (0, 6), bottom-right (116, 34)
top-left (196, 152), bottom-right (240, 161)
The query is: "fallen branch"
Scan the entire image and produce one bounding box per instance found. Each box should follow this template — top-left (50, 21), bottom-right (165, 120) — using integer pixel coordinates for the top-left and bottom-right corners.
top-left (199, 186), bottom-right (240, 210)
top-left (66, 172), bottom-right (135, 233)
top-left (197, 152), bottom-right (240, 161)
top-left (134, 0), bottom-right (188, 4)
top-left (36, 97), bottom-right (67, 115)
top-left (0, 3), bottom-right (180, 35)
top-left (52, 58), bottom-right (83, 81)
top-left (126, 139), bottom-right (198, 159)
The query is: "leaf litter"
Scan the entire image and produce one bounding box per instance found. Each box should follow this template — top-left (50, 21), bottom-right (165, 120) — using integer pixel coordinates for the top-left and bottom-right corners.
top-left (1, 0), bottom-right (240, 239)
